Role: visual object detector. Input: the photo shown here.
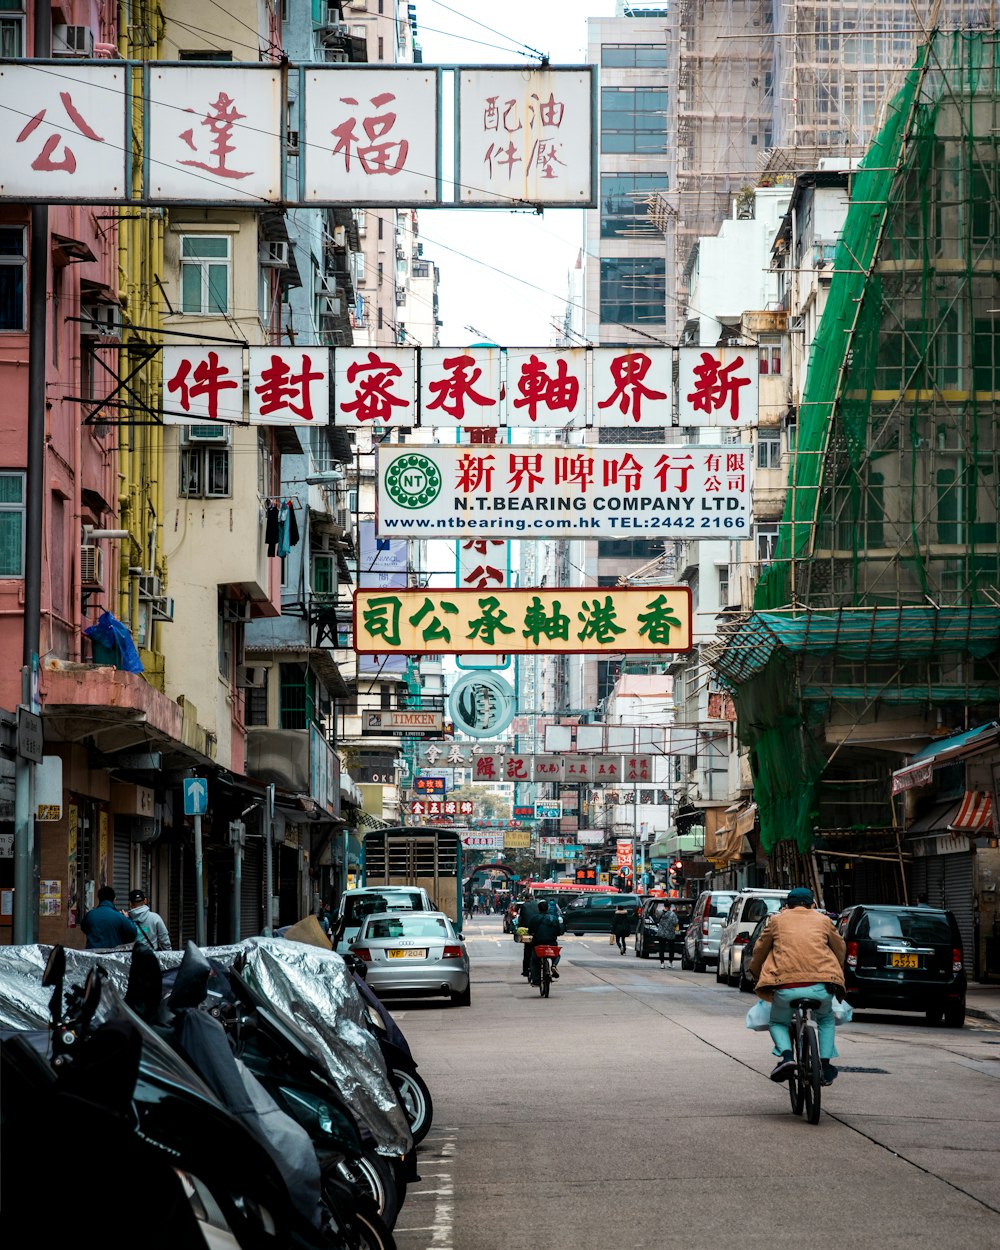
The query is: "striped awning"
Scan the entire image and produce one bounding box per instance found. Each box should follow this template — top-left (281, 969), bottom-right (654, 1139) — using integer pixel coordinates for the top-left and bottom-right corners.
top-left (948, 791), bottom-right (994, 832)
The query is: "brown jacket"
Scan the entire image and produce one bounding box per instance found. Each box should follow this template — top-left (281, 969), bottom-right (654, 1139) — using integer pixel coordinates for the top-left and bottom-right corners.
top-left (748, 907), bottom-right (846, 1002)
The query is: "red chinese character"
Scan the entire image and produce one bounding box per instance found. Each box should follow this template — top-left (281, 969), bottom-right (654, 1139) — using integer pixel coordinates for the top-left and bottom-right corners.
top-left (462, 564), bottom-right (504, 589)
top-left (475, 756), bottom-right (498, 780)
top-left (597, 353), bottom-right (668, 422)
top-left (512, 355), bottom-right (580, 421)
top-left (456, 453), bottom-right (495, 492)
top-left (686, 352), bottom-right (751, 422)
top-left (468, 426), bottom-right (499, 444)
top-left (502, 100), bottom-right (522, 132)
top-left (554, 454), bottom-right (594, 491)
top-left (426, 355), bottom-right (497, 420)
top-left (727, 452), bottom-right (746, 472)
top-left (166, 352), bottom-right (239, 420)
top-left (602, 454), bottom-right (643, 492)
top-left (484, 141), bottom-right (521, 180)
top-left (461, 539), bottom-right (505, 554)
top-left (527, 140), bottom-right (566, 180)
top-left (483, 97), bottom-right (500, 131)
top-left (178, 94), bottom-right (252, 181)
top-left (341, 352), bottom-right (410, 422)
top-left (654, 454), bottom-right (694, 493)
top-left (531, 92), bottom-right (565, 128)
top-left (254, 354), bottom-right (323, 420)
top-left (508, 454), bottom-right (543, 493)
top-left (16, 91), bottom-right (104, 173)
top-left (331, 93), bottom-right (409, 176)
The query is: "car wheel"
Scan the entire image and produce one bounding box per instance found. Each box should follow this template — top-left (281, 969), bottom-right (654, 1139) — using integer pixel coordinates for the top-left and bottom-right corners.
top-left (693, 950), bottom-right (707, 974)
top-left (450, 983), bottom-right (471, 1008)
top-left (573, 932), bottom-right (584, 937)
top-left (716, 958), bottom-right (726, 984)
top-left (944, 1001), bottom-right (966, 1028)
top-left (739, 967), bottom-right (753, 993)
top-left (681, 948), bottom-right (693, 971)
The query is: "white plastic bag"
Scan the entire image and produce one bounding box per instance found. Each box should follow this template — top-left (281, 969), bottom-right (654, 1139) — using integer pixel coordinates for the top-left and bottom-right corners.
top-left (832, 996), bottom-right (853, 1024)
top-left (745, 998), bottom-right (771, 1031)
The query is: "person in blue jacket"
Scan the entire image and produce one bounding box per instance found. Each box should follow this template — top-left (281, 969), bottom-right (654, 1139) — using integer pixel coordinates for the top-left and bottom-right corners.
top-left (81, 886), bottom-right (138, 950)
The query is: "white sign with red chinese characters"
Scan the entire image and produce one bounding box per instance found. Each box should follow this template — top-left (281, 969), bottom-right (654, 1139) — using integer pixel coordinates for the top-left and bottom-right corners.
top-left (457, 68), bottom-right (594, 206)
top-left (333, 347), bottom-right (417, 426)
top-left (147, 66), bottom-right (283, 201)
top-left (677, 346), bottom-right (759, 428)
top-left (502, 348), bottom-right (589, 427)
top-left (461, 833), bottom-right (505, 850)
top-left (304, 67), bottom-right (439, 204)
top-left (591, 348), bottom-right (672, 426)
top-left (0, 64), bottom-right (127, 199)
top-left (162, 346), bottom-right (244, 424)
top-left (419, 348), bottom-right (503, 427)
top-left (248, 349), bottom-right (329, 426)
top-left (406, 800), bottom-right (474, 817)
top-left (376, 444), bottom-right (751, 539)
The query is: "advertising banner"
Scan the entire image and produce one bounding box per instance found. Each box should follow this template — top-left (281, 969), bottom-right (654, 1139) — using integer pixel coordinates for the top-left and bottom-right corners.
top-left (375, 445), bottom-right (749, 539)
top-left (406, 799), bottom-right (474, 816)
top-left (503, 828), bottom-right (532, 849)
top-left (354, 587), bottom-right (691, 654)
top-left (364, 709), bottom-right (442, 732)
top-left (677, 346), bottom-right (759, 428)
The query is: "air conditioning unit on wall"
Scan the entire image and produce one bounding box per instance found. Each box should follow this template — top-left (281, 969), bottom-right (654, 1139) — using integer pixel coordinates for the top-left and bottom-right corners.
top-left (259, 240), bottom-right (289, 268)
top-left (80, 544), bottom-right (104, 588)
top-left (222, 598), bottom-right (252, 623)
top-left (53, 24), bottom-right (95, 56)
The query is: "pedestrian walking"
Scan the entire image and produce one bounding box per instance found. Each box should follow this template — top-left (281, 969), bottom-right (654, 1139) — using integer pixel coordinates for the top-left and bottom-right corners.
top-left (612, 902), bottom-right (632, 955)
top-left (127, 888), bottom-right (172, 951)
top-left (81, 886), bottom-right (138, 950)
top-left (655, 902), bottom-right (680, 965)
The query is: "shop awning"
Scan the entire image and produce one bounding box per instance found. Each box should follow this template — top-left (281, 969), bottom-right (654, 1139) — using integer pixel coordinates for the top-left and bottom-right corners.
top-left (891, 721), bottom-right (1000, 793)
top-left (948, 791), bottom-right (994, 832)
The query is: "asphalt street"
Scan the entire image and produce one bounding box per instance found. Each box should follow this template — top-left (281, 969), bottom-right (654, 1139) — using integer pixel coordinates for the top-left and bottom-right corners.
top-left (389, 914), bottom-right (1000, 1250)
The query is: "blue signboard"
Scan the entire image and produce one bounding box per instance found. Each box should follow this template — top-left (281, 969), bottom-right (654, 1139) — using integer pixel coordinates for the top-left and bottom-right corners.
top-left (183, 777), bottom-right (208, 817)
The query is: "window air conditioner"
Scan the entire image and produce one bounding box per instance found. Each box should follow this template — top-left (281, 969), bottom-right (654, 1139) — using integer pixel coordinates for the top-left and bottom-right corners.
top-left (80, 544), bottom-right (104, 588)
top-left (222, 598), bottom-right (252, 623)
top-left (347, 0), bottom-right (367, 9)
top-left (286, 130), bottom-right (300, 154)
top-left (319, 291), bottom-right (343, 318)
top-left (80, 302), bottom-right (119, 339)
top-left (259, 240), bottom-right (289, 268)
top-left (323, 47), bottom-right (349, 62)
top-left (137, 574), bottom-right (161, 601)
top-left (53, 24), bottom-right (95, 57)
top-left (235, 664), bottom-right (266, 688)
top-left (151, 596), bottom-right (175, 622)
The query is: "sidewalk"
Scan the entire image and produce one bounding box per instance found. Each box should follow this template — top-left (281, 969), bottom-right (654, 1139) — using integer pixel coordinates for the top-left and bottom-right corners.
top-left (966, 981), bottom-right (1000, 1025)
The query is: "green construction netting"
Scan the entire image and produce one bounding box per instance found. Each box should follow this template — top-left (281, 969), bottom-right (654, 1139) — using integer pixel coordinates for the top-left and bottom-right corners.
top-left (723, 33), bottom-right (1000, 854)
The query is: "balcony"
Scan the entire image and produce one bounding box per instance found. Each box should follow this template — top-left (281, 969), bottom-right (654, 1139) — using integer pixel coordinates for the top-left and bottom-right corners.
top-left (246, 725), bottom-right (341, 816)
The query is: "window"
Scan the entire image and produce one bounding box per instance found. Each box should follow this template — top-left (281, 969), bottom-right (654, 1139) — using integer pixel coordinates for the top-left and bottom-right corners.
top-left (759, 340), bottom-right (782, 374)
top-left (245, 668), bottom-right (269, 726)
top-left (600, 87), bottom-right (668, 154)
top-left (0, 226), bottom-right (26, 331)
top-left (279, 662), bottom-right (309, 729)
top-left (600, 257), bottom-right (665, 327)
top-left (0, 471), bottom-right (25, 575)
top-left (601, 43), bottom-right (668, 69)
top-left (180, 431), bottom-right (232, 498)
top-left (717, 564), bottom-right (730, 605)
top-left (312, 553), bottom-right (336, 594)
top-left (600, 174), bottom-right (667, 239)
top-left (757, 433), bottom-right (781, 469)
top-left (0, 0), bottom-right (24, 56)
top-left (180, 235), bottom-right (230, 315)
top-left (755, 523), bottom-right (778, 562)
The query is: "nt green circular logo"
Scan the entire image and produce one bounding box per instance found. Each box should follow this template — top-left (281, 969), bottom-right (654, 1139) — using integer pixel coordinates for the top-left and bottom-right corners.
top-left (385, 454), bottom-right (443, 510)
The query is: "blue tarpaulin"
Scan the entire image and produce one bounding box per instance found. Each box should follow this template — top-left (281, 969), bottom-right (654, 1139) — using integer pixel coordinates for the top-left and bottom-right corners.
top-left (83, 611), bottom-right (144, 674)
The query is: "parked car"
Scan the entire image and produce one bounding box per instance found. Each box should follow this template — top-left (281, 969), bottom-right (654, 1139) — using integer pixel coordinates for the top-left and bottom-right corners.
top-left (681, 890), bottom-right (737, 972)
top-left (634, 897), bottom-right (695, 959)
top-left (836, 904), bottom-right (966, 1027)
top-left (563, 893), bottom-right (642, 936)
top-left (717, 889), bottom-right (790, 986)
top-left (737, 915), bottom-right (769, 992)
top-left (349, 909), bottom-right (471, 1006)
top-left (334, 886), bottom-right (435, 953)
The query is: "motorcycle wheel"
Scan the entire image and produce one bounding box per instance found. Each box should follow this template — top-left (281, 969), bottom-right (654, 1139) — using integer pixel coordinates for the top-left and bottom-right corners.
top-left (327, 1153), bottom-right (399, 1229)
top-left (391, 1066), bottom-right (434, 1146)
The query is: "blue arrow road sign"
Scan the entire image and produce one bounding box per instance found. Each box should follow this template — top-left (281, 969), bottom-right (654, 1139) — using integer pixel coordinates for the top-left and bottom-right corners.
top-left (183, 777), bottom-right (208, 817)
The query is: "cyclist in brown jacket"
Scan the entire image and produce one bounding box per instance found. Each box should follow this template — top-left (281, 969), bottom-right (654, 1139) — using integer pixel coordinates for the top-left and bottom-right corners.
top-left (748, 887), bottom-right (846, 1086)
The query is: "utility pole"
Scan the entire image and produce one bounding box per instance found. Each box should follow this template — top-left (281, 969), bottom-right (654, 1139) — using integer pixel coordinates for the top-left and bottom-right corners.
top-left (13, 0), bottom-right (51, 944)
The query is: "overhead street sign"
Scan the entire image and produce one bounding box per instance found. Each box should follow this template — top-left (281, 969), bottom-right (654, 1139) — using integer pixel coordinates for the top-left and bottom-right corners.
top-left (354, 587), bottom-right (692, 654)
top-left (365, 710), bottom-right (443, 733)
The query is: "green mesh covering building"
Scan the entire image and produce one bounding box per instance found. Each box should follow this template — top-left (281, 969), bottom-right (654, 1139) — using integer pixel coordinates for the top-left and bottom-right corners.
top-left (713, 32), bottom-right (1000, 877)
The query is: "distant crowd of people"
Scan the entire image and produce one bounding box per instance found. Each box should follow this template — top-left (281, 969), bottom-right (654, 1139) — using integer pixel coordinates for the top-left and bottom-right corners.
top-left (467, 890), bottom-right (510, 916)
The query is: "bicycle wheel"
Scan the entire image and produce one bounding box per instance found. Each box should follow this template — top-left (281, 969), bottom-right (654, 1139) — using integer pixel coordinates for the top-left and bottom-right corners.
top-left (540, 957), bottom-right (550, 998)
top-left (788, 1018), bottom-right (805, 1116)
top-left (801, 1021), bottom-right (822, 1124)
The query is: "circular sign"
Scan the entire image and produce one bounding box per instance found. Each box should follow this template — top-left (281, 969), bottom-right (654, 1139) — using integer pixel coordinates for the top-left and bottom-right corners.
top-left (449, 672), bottom-right (516, 739)
top-left (384, 453), bottom-right (442, 510)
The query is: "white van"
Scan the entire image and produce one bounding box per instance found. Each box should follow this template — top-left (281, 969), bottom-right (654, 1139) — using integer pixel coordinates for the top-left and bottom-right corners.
top-left (716, 889), bottom-right (789, 986)
top-left (333, 886), bottom-right (434, 953)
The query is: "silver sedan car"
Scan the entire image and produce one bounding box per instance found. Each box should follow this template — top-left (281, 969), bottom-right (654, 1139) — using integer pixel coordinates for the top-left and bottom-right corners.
top-left (350, 910), bottom-right (471, 1007)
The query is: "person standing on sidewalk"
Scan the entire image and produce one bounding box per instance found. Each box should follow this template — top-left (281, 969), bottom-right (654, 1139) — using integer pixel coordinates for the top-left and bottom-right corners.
top-left (655, 903), bottom-right (680, 965)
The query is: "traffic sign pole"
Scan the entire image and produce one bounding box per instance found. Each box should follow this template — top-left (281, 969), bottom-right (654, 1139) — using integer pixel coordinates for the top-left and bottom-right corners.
top-left (193, 812), bottom-right (206, 945)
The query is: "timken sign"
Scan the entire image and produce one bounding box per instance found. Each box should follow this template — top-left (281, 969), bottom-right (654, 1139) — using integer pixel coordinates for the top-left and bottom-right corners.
top-left (364, 710), bottom-right (443, 732)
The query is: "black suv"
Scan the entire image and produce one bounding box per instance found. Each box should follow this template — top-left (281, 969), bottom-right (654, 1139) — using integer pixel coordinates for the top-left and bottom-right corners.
top-left (836, 904), bottom-right (967, 1027)
top-left (634, 897), bottom-right (695, 959)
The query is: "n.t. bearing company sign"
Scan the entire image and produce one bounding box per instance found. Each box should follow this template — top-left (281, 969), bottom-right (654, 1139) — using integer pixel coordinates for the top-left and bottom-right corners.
top-left (376, 445), bottom-right (749, 540)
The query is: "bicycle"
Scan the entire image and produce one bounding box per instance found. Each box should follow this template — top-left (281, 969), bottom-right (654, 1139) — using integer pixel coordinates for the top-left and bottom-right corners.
top-left (534, 944), bottom-right (561, 998)
top-left (786, 996), bottom-right (823, 1124)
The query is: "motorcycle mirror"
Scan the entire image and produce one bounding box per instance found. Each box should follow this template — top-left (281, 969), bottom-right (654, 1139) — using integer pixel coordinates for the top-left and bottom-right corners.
top-left (125, 942), bottom-right (163, 1022)
top-left (167, 940), bottom-right (212, 1012)
top-left (42, 945), bottom-right (66, 989)
top-left (79, 968), bottom-right (104, 1031)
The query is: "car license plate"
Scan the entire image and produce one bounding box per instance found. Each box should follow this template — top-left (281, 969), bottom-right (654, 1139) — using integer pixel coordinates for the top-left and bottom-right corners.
top-left (388, 949), bottom-right (427, 959)
top-left (889, 953), bottom-right (919, 968)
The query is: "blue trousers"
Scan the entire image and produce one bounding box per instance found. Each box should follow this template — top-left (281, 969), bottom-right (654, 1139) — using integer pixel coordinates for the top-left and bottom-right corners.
top-left (768, 984), bottom-right (838, 1060)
